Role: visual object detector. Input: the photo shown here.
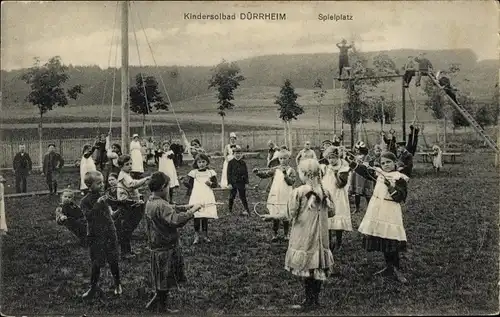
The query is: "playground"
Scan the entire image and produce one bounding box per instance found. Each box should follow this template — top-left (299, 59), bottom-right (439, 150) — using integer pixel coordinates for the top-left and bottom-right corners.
top-left (2, 153), bottom-right (498, 315)
top-left (1, 1), bottom-right (499, 316)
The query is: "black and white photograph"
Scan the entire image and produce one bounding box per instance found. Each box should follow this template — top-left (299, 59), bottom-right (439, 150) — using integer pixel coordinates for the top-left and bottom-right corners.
top-left (0, 0), bottom-right (499, 315)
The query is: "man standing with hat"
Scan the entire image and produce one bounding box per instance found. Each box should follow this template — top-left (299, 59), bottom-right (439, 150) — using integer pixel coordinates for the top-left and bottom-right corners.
top-left (43, 144), bottom-right (65, 194)
top-left (396, 141), bottom-right (414, 177)
top-left (12, 144), bottom-right (32, 193)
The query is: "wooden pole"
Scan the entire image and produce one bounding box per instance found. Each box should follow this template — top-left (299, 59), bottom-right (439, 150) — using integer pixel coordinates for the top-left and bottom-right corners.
top-left (496, 67), bottom-right (500, 167)
top-left (121, 1), bottom-right (130, 154)
top-left (333, 78), bottom-right (337, 136)
top-left (402, 80), bottom-right (406, 142)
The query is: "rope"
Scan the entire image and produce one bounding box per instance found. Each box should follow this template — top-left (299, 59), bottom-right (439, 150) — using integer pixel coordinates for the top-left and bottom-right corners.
top-left (130, 5), bottom-right (154, 138)
top-left (131, 1), bottom-right (181, 132)
top-left (104, 2), bottom-right (119, 135)
top-left (253, 202), bottom-right (288, 217)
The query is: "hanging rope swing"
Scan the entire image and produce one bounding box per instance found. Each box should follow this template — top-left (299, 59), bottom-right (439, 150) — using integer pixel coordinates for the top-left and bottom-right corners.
top-left (131, 1), bottom-right (192, 157)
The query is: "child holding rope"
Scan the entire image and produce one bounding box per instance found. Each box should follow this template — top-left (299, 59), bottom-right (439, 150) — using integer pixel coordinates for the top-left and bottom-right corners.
top-left (156, 140), bottom-right (180, 203)
top-left (144, 171), bottom-right (202, 313)
top-left (349, 142), bottom-right (373, 214)
top-left (55, 188), bottom-right (87, 247)
top-left (349, 151), bottom-right (409, 284)
top-left (227, 146), bottom-right (251, 216)
top-left (184, 154), bottom-right (218, 245)
top-left (320, 146), bottom-right (352, 251)
top-left (80, 144), bottom-right (98, 195)
top-left (261, 159), bottom-right (334, 311)
top-left (81, 170), bottom-right (122, 299)
top-left (254, 149), bottom-right (297, 242)
top-left (104, 134), bottom-right (122, 189)
top-left (116, 155), bottom-right (151, 259)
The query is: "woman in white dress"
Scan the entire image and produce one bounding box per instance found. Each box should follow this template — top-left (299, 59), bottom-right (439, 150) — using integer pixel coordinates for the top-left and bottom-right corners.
top-left (129, 134), bottom-right (144, 179)
top-left (220, 132), bottom-right (238, 188)
top-left (79, 144), bottom-right (97, 193)
top-left (157, 140), bottom-right (179, 203)
top-left (320, 146), bottom-right (352, 251)
top-left (184, 154), bottom-right (218, 245)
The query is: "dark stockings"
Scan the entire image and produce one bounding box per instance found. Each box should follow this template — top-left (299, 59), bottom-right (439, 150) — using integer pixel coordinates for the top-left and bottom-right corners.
top-left (383, 252), bottom-right (400, 269)
top-left (303, 277), bottom-right (322, 306)
top-left (193, 218), bottom-right (208, 233)
top-left (90, 261), bottom-right (120, 288)
top-left (169, 188), bottom-right (174, 203)
top-left (272, 220), bottom-right (289, 236)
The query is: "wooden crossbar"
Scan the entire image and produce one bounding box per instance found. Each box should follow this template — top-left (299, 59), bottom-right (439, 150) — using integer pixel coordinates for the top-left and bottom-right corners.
top-left (335, 74), bottom-right (403, 81)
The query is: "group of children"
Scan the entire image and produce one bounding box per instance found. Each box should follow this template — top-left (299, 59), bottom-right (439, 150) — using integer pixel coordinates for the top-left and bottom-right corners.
top-left (52, 129), bottom-right (423, 312)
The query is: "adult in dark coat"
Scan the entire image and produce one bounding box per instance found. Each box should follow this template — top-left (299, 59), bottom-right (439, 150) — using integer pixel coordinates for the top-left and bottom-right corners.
top-left (12, 144), bottom-right (32, 193)
top-left (42, 144), bottom-right (65, 194)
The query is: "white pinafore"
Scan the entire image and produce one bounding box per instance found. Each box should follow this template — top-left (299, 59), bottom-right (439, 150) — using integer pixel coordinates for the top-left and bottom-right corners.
top-left (321, 160), bottom-right (352, 231)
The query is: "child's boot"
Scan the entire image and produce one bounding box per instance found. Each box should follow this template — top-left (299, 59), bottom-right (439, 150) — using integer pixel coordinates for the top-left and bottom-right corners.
top-left (202, 232), bottom-right (211, 243)
top-left (82, 285), bottom-right (100, 300)
top-left (114, 284), bottom-right (123, 296)
top-left (193, 232), bottom-right (200, 245)
top-left (393, 267), bottom-right (408, 284)
top-left (164, 291), bottom-right (180, 314)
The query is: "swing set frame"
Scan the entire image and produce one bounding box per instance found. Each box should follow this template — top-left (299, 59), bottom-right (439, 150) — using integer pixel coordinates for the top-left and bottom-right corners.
top-left (334, 72), bottom-right (413, 147)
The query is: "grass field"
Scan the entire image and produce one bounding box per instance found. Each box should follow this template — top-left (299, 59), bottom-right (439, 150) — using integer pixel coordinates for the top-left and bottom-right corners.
top-left (1, 153), bottom-right (499, 315)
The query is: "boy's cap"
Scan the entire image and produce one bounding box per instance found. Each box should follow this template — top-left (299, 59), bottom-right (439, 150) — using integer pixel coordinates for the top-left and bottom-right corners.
top-left (132, 134), bottom-right (139, 138)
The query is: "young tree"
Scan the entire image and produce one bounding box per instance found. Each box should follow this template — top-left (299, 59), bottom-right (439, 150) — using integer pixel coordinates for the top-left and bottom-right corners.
top-left (208, 60), bottom-right (245, 153)
top-left (342, 50), bottom-right (398, 148)
top-left (21, 56), bottom-right (83, 167)
top-left (313, 78), bottom-right (327, 144)
top-left (369, 95), bottom-right (396, 131)
top-left (275, 79), bottom-right (304, 153)
top-left (129, 73), bottom-right (169, 136)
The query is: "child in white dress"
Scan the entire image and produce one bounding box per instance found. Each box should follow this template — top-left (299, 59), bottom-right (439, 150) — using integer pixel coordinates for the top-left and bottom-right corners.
top-left (349, 151), bottom-right (409, 284)
top-left (130, 134), bottom-right (144, 178)
top-left (80, 144), bottom-right (97, 193)
top-left (254, 149), bottom-right (297, 241)
top-left (295, 140), bottom-right (317, 166)
top-left (320, 146), bottom-right (352, 251)
top-left (261, 159), bottom-right (334, 311)
top-left (184, 153), bottom-right (218, 245)
top-left (430, 144), bottom-right (443, 174)
top-left (220, 132), bottom-right (238, 188)
top-left (157, 140), bottom-right (180, 203)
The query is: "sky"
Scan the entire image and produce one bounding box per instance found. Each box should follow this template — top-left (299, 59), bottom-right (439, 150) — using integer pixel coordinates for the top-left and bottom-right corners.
top-left (1, 0), bottom-right (498, 70)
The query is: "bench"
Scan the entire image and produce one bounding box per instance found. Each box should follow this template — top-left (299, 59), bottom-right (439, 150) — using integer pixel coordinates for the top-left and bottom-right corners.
top-left (416, 152), bottom-right (462, 163)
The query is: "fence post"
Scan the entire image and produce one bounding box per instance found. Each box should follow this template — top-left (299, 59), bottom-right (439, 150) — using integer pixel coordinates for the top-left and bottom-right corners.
top-left (252, 131), bottom-right (255, 150)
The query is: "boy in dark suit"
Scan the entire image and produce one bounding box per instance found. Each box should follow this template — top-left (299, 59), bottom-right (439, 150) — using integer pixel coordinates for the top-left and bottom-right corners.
top-left (43, 144), bottom-right (64, 194)
top-left (80, 170), bottom-right (122, 299)
top-left (227, 146), bottom-right (250, 216)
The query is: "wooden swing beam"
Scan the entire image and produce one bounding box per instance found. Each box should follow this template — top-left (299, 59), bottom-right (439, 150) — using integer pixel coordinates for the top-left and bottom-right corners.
top-left (335, 73), bottom-right (408, 143)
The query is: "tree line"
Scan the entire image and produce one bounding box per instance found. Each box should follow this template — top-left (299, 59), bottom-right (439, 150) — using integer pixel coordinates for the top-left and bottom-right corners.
top-left (18, 52), bottom-right (500, 165)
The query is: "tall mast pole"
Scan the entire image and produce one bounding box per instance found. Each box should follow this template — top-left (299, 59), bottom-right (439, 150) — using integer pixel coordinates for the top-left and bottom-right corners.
top-left (121, 1), bottom-right (130, 154)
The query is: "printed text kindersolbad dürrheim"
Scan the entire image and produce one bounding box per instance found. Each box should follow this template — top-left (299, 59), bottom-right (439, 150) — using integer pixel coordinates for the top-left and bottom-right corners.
top-left (183, 12), bottom-right (287, 20)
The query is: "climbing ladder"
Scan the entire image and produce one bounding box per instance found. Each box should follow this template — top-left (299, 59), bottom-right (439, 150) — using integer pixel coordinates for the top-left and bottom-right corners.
top-left (427, 73), bottom-right (499, 153)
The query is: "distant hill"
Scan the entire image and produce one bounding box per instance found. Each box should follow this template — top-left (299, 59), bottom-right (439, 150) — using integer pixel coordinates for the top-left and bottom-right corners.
top-left (1, 48), bottom-right (497, 110)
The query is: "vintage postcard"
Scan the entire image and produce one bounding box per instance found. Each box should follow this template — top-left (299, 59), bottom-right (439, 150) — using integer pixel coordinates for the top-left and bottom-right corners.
top-left (0, 0), bottom-right (498, 316)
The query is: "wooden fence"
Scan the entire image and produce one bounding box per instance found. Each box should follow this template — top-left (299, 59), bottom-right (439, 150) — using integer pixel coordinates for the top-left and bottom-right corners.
top-left (0, 127), bottom-right (494, 169)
